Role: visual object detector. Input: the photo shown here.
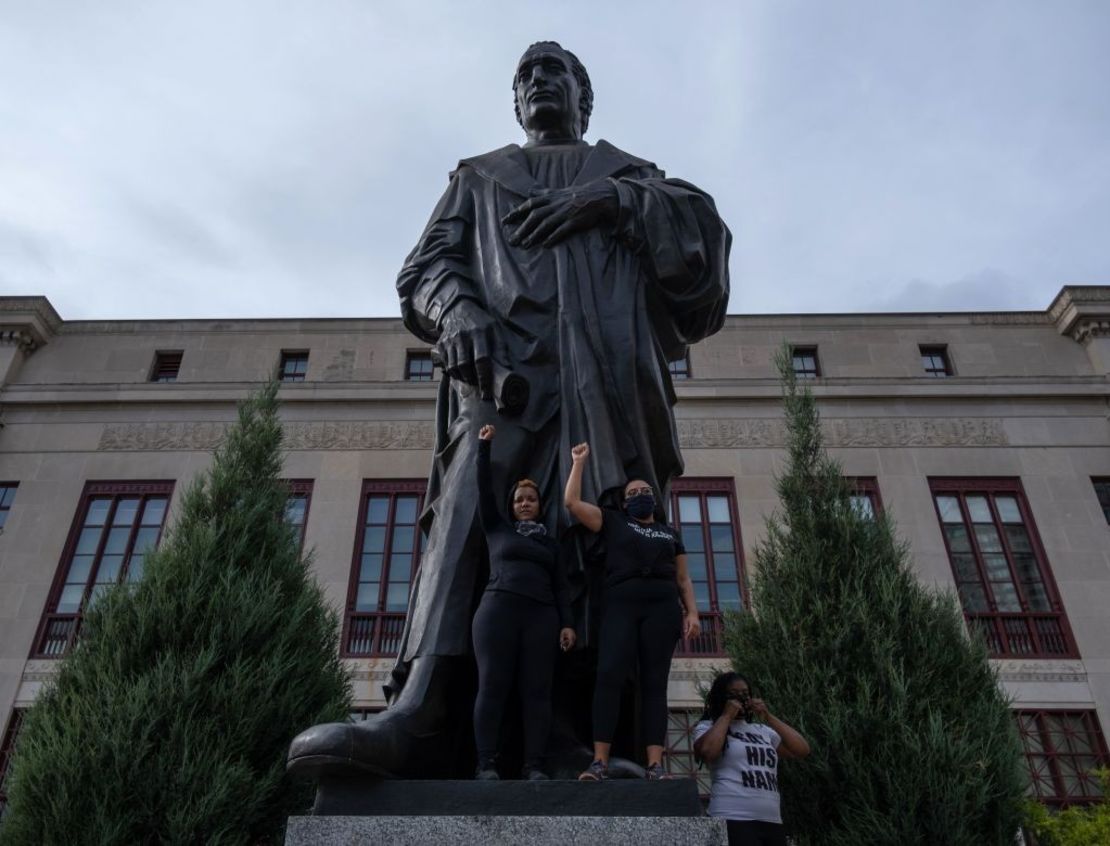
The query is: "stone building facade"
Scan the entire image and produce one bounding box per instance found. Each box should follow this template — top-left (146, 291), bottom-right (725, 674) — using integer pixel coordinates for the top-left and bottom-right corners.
top-left (2, 286), bottom-right (1110, 805)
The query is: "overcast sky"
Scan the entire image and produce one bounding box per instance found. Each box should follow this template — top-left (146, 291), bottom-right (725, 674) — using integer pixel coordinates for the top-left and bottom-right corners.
top-left (2, 1), bottom-right (1108, 320)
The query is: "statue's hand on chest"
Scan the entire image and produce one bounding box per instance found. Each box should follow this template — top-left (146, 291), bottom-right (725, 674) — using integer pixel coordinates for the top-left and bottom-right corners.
top-left (502, 180), bottom-right (619, 250)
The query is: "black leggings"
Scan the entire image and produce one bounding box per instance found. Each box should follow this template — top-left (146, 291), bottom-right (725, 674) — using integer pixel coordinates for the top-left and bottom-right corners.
top-left (725, 820), bottom-right (786, 846)
top-left (593, 578), bottom-right (682, 746)
top-left (472, 590), bottom-right (559, 766)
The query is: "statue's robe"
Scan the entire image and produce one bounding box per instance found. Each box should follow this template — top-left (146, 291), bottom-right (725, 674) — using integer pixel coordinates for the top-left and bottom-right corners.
top-left (391, 140), bottom-right (730, 692)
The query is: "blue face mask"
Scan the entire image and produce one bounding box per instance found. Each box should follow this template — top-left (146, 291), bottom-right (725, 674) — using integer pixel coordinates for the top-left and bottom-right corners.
top-left (625, 493), bottom-right (655, 519)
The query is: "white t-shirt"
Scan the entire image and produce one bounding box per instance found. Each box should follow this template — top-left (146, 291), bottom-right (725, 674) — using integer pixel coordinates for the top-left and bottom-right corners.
top-left (692, 718), bottom-right (782, 823)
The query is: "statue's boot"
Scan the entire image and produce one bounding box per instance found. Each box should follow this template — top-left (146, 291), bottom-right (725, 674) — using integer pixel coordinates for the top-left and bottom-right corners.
top-left (286, 655), bottom-right (451, 779)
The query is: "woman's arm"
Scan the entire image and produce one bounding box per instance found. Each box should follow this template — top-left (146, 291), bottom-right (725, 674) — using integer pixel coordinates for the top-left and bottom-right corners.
top-left (563, 443), bottom-right (603, 533)
top-left (693, 698), bottom-right (743, 764)
top-left (476, 425), bottom-right (503, 532)
top-left (750, 699), bottom-right (811, 759)
top-left (675, 553), bottom-right (702, 639)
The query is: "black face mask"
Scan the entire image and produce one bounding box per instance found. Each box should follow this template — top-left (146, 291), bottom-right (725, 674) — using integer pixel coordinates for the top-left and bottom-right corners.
top-left (625, 493), bottom-right (655, 519)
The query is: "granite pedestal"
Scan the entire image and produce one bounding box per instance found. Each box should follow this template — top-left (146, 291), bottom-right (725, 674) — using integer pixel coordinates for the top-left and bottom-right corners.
top-left (287, 778), bottom-right (727, 845)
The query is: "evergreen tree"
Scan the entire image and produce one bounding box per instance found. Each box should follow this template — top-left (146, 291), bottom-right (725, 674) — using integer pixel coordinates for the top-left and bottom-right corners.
top-left (1, 382), bottom-right (350, 845)
top-left (725, 348), bottom-right (1026, 845)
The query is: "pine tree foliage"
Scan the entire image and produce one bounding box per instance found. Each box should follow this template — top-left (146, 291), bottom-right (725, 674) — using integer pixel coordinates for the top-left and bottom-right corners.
top-left (1, 382), bottom-right (350, 845)
top-left (725, 347), bottom-right (1026, 845)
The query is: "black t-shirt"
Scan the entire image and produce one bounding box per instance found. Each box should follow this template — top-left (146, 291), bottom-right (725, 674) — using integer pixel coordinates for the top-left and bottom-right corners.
top-left (600, 508), bottom-right (686, 587)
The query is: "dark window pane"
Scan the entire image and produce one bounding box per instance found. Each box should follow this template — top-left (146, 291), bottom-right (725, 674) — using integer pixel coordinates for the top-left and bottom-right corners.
top-left (709, 525), bottom-right (734, 552)
top-left (394, 496), bottom-right (419, 524)
top-left (389, 554), bottom-right (412, 582)
top-left (713, 553), bottom-right (738, 580)
top-left (360, 554), bottom-right (383, 582)
top-left (943, 524), bottom-right (971, 552)
top-left (141, 498), bottom-right (167, 527)
top-left (716, 581), bottom-right (742, 609)
top-left (681, 526), bottom-right (704, 553)
top-left (355, 583), bottom-right (380, 612)
top-left (65, 555), bottom-right (94, 586)
top-left (678, 495), bottom-right (701, 523)
top-left (706, 495), bottom-right (730, 523)
top-left (57, 584), bottom-right (84, 613)
top-left (366, 496), bottom-right (390, 525)
top-left (685, 553), bottom-right (707, 581)
top-left (391, 526), bottom-right (415, 554)
top-left (958, 583), bottom-right (990, 612)
top-left (362, 526), bottom-right (386, 553)
top-left (386, 583), bottom-right (410, 611)
top-left (86, 499), bottom-right (112, 526)
top-left (936, 496), bottom-right (962, 523)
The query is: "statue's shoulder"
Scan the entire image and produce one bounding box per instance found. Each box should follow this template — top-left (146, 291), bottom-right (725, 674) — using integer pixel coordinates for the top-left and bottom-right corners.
top-left (451, 140), bottom-right (661, 189)
top-left (594, 139), bottom-right (658, 172)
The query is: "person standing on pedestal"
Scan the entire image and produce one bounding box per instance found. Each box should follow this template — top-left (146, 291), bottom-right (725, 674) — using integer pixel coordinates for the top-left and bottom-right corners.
top-left (287, 40), bottom-right (730, 779)
top-left (472, 424), bottom-right (575, 780)
top-left (564, 441), bottom-right (701, 781)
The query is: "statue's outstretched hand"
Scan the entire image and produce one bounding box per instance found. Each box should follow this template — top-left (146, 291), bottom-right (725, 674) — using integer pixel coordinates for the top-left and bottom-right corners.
top-left (433, 300), bottom-right (507, 401)
top-left (503, 180), bottom-right (619, 249)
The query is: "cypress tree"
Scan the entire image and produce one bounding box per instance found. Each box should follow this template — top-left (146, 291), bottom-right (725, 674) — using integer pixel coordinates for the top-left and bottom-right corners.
top-left (725, 348), bottom-right (1026, 845)
top-left (1, 382), bottom-right (350, 845)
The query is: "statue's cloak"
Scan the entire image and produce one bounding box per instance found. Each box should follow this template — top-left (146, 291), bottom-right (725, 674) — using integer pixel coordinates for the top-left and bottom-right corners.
top-left (394, 140), bottom-right (730, 662)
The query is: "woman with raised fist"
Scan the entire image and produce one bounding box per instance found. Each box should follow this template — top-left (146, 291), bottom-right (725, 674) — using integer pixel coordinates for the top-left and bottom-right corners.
top-left (564, 441), bottom-right (701, 781)
top-left (472, 424), bottom-right (576, 781)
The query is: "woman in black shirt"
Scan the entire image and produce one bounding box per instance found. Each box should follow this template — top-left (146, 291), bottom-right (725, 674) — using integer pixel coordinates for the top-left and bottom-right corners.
top-left (564, 441), bottom-right (701, 781)
top-left (473, 424), bottom-right (576, 780)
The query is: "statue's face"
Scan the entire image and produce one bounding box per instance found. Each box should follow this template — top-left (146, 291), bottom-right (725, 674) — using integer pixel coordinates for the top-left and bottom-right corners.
top-left (514, 46), bottom-right (581, 137)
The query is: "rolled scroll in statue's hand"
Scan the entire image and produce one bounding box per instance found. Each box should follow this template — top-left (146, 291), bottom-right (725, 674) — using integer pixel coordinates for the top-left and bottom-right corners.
top-left (492, 361), bottom-right (529, 416)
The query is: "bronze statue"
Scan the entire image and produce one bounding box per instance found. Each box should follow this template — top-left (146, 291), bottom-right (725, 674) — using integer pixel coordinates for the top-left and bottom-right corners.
top-left (288, 40), bottom-right (731, 779)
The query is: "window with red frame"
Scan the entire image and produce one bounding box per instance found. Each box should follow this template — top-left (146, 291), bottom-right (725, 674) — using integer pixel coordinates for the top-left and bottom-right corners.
top-left (1016, 710), bottom-right (1110, 806)
top-left (670, 479), bottom-right (745, 656)
top-left (284, 480), bottom-right (313, 549)
top-left (847, 477), bottom-right (882, 519)
top-left (930, 479), bottom-right (1074, 658)
top-left (0, 708), bottom-right (25, 821)
top-left (663, 709), bottom-right (711, 797)
top-left (343, 481), bottom-right (426, 657)
top-left (0, 483), bottom-right (17, 531)
top-left (668, 354), bottom-right (691, 380)
top-left (33, 481), bottom-right (173, 658)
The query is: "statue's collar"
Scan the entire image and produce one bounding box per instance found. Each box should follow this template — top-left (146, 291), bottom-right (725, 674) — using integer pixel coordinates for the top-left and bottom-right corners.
top-left (456, 139), bottom-right (655, 197)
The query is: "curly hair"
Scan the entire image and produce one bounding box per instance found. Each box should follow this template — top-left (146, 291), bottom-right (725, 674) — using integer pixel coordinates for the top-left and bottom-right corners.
top-left (701, 671), bottom-right (753, 722)
top-left (513, 41), bottom-right (594, 136)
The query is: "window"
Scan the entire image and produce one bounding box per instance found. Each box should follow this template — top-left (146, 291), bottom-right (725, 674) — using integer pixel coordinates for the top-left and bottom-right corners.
top-left (1092, 479), bottom-right (1110, 526)
top-left (1016, 710), bottom-right (1110, 806)
top-left (670, 479), bottom-right (745, 656)
top-left (664, 709), bottom-right (711, 797)
top-left (791, 346), bottom-right (819, 379)
top-left (278, 351), bottom-right (309, 382)
top-left (848, 477), bottom-right (882, 519)
top-left (343, 481), bottom-right (427, 657)
top-left (669, 354), bottom-right (691, 380)
top-left (284, 480), bottom-right (313, 549)
top-left (920, 345), bottom-right (952, 377)
top-left (0, 709), bottom-right (26, 821)
top-left (0, 483), bottom-right (17, 531)
top-left (405, 351), bottom-right (435, 382)
top-left (149, 351), bottom-right (182, 383)
top-left (34, 481), bottom-right (173, 658)
top-left (930, 479), bottom-right (1074, 658)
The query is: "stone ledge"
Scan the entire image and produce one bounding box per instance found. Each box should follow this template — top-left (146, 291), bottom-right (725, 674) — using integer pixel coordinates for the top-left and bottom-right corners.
top-left (286, 815), bottom-right (727, 846)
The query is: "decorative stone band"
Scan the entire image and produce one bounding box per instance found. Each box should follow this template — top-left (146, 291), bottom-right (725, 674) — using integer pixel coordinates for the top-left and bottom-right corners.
top-left (97, 417), bottom-right (1009, 452)
top-left (677, 416), bottom-right (1008, 448)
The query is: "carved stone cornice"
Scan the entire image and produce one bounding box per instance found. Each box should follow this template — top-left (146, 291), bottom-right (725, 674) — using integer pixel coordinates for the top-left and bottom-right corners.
top-left (992, 659), bottom-right (1088, 685)
top-left (0, 296), bottom-right (62, 352)
top-left (1049, 285), bottom-right (1110, 343)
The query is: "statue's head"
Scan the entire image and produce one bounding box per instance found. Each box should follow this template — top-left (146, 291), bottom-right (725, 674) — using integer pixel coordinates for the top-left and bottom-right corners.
top-left (513, 41), bottom-right (593, 140)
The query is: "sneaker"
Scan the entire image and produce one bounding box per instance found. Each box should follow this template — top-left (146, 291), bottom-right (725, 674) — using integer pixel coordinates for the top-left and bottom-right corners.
top-left (577, 759), bottom-right (609, 781)
top-left (522, 766), bottom-right (550, 781)
top-left (476, 758), bottom-right (500, 780)
top-left (644, 762), bottom-right (670, 780)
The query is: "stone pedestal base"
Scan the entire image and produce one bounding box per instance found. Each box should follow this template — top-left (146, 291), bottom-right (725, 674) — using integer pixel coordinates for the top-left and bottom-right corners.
top-left (286, 814), bottom-right (727, 845)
